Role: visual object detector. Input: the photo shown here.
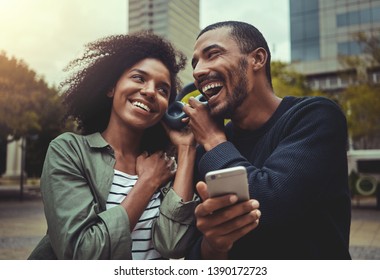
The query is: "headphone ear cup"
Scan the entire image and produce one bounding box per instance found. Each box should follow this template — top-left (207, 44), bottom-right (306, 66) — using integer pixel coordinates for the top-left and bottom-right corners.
top-left (163, 94), bottom-right (207, 130)
top-left (163, 101), bottom-right (187, 130)
top-left (195, 94), bottom-right (208, 104)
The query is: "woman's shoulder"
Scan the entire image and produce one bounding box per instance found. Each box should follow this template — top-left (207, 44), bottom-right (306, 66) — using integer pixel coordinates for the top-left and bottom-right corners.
top-left (49, 132), bottom-right (93, 151)
top-left (52, 132), bottom-right (84, 144)
top-left (51, 132), bottom-right (107, 150)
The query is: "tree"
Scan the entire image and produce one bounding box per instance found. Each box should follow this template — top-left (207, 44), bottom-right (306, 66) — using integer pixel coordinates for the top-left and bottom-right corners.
top-left (341, 84), bottom-right (380, 149)
top-left (0, 51), bottom-right (68, 177)
top-left (337, 29), bottom-right (380, 149)
top-left (272, 61), bottom-right (324, 98)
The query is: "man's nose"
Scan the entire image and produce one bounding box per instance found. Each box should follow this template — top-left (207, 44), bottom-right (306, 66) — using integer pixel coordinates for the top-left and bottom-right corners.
top-left (193, 60), bottom-right (209, 81)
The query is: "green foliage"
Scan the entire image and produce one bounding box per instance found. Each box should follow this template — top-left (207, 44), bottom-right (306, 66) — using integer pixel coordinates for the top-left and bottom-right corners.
top-left (354, 30), bottom-right (380, 65)
top-left (338, 29), bottom-right (380, 80)
top-left (337, 29), bottom-right (380, 148)
top-left (271, 61), bottom-right (324, 98)
top-left (0, 51), bottom-right (69, 176)
top-left (0, 52), bottom-right (62, 140)
top-left (340, 84), bottom-right (380, 145)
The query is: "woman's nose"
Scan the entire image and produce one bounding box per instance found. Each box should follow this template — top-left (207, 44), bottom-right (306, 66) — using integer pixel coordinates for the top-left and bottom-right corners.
top-left (140, 82), bottom-right (156, 98)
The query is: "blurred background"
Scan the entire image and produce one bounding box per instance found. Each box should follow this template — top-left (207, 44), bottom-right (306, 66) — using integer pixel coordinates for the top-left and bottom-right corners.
top-left (0, 0), bottom-right (379, 260)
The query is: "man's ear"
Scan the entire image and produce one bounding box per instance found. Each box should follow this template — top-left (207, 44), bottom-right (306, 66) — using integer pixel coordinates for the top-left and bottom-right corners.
top-left (249, 47), bottom-right (267, 71)
top-left (107, 88), bottom-right (115, 98)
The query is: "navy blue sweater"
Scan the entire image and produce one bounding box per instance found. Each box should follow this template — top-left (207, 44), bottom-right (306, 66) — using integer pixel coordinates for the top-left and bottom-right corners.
top-left (191, 96), bottom-right (351, 259)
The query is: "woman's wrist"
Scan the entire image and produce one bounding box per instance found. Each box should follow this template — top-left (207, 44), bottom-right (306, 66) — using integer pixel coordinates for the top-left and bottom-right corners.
top-left (176, 143), bottom-right (196, 153)
top-left (134, 175), bottom-right (161, 193)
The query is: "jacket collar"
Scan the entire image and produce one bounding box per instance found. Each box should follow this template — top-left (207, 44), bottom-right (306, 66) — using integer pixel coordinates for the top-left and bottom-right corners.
top-left (85, 132), bottom-right (110, 149)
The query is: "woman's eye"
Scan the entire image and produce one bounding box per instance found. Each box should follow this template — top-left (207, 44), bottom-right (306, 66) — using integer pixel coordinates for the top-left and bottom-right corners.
top-left (158, 87), bottom-right (169, 96)
top-left (132, 75), bottom-right (144, 82)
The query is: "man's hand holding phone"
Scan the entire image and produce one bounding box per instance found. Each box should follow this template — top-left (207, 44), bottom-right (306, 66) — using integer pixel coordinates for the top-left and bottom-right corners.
top-left (194, 167), bottom-right (261, 259)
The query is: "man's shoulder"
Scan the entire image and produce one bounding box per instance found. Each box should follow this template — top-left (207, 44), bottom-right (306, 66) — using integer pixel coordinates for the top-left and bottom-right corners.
top-left (294, 95), bottom-right (340, 107)
top-left (288, 96), bottom-right (344, 116)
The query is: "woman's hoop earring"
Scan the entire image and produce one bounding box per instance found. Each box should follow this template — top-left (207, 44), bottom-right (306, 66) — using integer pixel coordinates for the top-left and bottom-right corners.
top-left (107, 88), bottom-right (115, 97)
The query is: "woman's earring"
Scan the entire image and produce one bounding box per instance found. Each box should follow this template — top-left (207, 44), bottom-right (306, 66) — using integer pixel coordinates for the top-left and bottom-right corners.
top-left (107, 88), bottom-right (115, 97)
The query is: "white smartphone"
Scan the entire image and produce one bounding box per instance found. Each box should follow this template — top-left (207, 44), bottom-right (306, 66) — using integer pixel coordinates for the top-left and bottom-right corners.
top-left (205, 166), bottom-right (250, 201)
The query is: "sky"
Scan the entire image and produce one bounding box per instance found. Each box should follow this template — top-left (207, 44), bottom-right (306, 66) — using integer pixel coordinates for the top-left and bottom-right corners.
top-left (0, 0), bottom-right (290, 87)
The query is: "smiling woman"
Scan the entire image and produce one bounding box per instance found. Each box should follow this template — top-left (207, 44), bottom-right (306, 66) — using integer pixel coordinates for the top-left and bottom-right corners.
top-left (61, 32), bottom-right (185, 136)
top-left (104, 58), bottom-right (172, 133)
top-left (28, 31), bottom-right (199, 260)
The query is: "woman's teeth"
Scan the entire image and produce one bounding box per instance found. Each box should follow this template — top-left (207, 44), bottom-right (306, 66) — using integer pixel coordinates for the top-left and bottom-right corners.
top-left (132, 101), bottom-right (151, 112)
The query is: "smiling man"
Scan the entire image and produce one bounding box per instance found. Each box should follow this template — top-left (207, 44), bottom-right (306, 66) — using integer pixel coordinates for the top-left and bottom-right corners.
top-left (183, 21), bottom-right (352, 260)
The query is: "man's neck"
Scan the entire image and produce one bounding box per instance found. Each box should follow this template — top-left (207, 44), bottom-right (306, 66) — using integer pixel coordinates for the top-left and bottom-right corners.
top-left (232, 92), bottom-right (282, 130)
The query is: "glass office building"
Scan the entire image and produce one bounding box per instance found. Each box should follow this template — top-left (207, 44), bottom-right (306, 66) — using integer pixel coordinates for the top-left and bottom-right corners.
top-left (290, 0), bottom-right (380, 91)
top-left (128, 0), bottom-right (200, 84)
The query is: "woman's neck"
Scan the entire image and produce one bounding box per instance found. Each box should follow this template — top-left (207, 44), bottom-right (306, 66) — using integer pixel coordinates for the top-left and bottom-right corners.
top-left (101, 125), bottom-right (143, 174)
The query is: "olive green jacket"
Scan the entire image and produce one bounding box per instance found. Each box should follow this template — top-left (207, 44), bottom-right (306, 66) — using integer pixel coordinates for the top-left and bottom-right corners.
top-left (28, 132), bottom-right (198, 260)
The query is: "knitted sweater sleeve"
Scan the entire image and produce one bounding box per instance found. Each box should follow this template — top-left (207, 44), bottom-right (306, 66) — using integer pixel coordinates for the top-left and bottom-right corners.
top-left (197, 97), bottom-right (349, 227)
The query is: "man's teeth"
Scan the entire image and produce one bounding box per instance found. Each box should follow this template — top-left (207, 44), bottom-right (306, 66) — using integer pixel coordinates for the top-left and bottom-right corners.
top-left (202, 82), bottom-right (223, 94)
top-left (132, 101), bottom-right (151, 112)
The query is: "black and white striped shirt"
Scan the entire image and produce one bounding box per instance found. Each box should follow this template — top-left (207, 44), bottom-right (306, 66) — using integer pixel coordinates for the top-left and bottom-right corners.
top-left (106, 169), bottom-right (163, 260)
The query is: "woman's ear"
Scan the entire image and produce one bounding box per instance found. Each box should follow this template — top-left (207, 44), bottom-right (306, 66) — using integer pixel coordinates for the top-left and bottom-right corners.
top-left (107, 88), bottom-right (115, 98)
top-left (249, 47), bottom-right (267, 71)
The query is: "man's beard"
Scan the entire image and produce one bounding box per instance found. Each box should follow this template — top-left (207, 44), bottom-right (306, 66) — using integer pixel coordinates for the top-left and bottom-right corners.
top-left (211, 57), bottom-right (249, 120)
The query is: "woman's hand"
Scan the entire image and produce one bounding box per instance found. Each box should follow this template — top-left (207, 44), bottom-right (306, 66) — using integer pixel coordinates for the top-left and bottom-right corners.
top-left (136, 151), bottom-right (176, 192)
top-left (121, 151), bottom-right (176, 231)
top-left (161, 121), bottom-right (196, 148)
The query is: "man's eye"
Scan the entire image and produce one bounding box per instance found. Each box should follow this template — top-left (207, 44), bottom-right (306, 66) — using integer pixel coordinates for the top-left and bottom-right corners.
top-left (208, 51), bottom-right (220, 59)
top-left (191, 57), bottom-right (199, 69)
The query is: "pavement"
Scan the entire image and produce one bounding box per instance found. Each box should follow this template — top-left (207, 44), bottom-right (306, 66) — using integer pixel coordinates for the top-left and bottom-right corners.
top-left (0, 184), bottom-right (380, 260)
top-left (0, 185), bottom-right (46, 260)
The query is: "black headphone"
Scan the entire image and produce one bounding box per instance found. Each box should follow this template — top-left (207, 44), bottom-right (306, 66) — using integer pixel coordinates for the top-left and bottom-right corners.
top-left (163, 83), bottom-right (207, 130)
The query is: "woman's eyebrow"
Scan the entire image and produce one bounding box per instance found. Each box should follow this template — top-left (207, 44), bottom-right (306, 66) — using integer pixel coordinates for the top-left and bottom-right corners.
top-left (131, 68), bottom-right (171, 88)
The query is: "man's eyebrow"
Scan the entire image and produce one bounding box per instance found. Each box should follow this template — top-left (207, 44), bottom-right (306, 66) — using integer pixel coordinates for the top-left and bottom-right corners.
top-left (203, 44), bottom-right (224, 53)
top-left (191, 44), bottom-right (224, 68)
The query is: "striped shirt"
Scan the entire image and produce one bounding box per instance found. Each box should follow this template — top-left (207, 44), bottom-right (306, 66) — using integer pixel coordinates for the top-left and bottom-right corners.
top-left (106, 169), bottom-right (163, 260)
